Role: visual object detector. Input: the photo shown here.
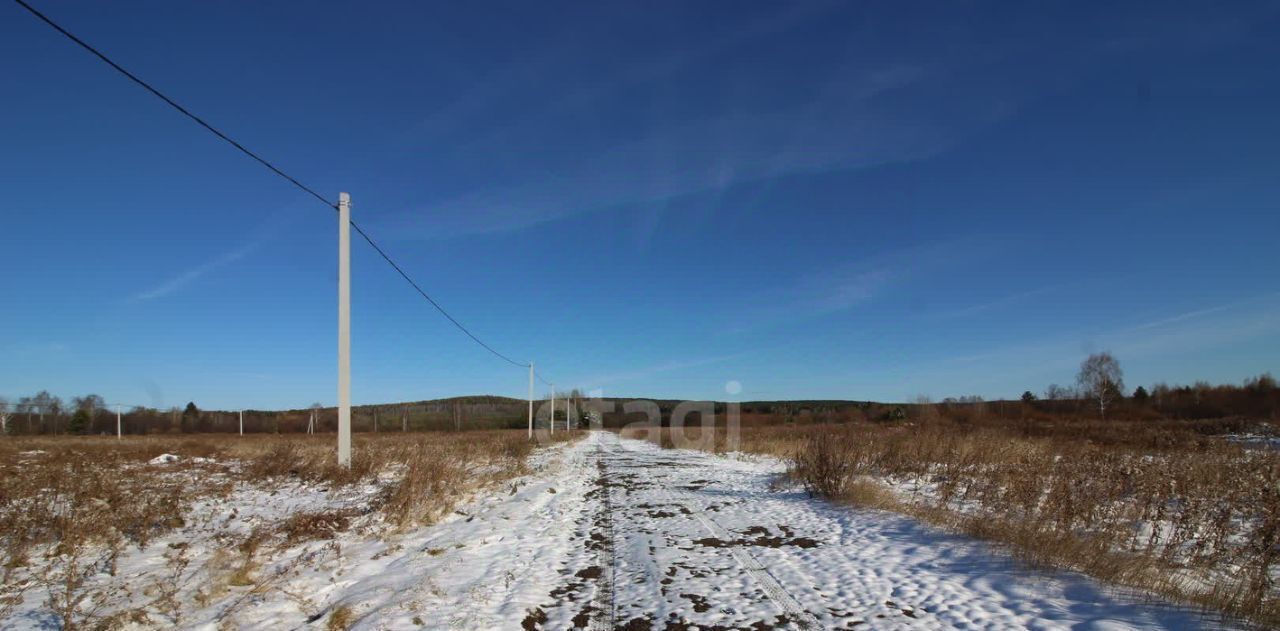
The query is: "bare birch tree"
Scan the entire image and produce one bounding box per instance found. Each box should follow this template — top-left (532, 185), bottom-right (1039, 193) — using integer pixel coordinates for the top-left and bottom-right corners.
top-left (1077, 352), bottom-right (1124, 420)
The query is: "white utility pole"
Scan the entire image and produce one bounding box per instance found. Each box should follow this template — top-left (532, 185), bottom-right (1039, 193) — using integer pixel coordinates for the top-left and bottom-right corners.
top-left (239, 410), bottom-right (243, 436)
top-left (337, 192), bottom-right (352, 467)
top-left (527, 362), bottom-right (534, 439)
top-left (550, 386), bottom-right (556, 435)
top-left (116, 404), bottom-right (121, 439)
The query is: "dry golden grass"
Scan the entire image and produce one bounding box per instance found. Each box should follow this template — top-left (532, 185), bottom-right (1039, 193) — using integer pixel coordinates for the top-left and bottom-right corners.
top-left (326, 604), bottom-right (354, 631)
top-left (780, 421), bottom-right (1280, 627)
top-left (0, 429), bottom-right (579, 628)
top-left (628, 420), bottom-right (1280, 626)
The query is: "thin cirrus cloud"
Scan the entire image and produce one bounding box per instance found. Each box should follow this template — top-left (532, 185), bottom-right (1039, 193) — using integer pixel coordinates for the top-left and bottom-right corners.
top-left (402, 0), bottom-right (837, 146)
top-left (129, 201), bottom-right (309, 302)
top-left (724, 237), bottom-right (994, 335)
top-left (131, 243), bottom-right (257, 302)
top-left (926, 285), bottom-right (1064, 321)
top-left (896, 293), bottom-right (1280, 392)
top-left (371, 6), bottom-right (1260, 244)
top-left (1121, 305), bottom-right (1233, 333)
top-left (450, 2), bottom-right (850, 155)
top-left (581, 351), bottom-right (754, 392)
top-left (372, 61), bottom-right (1007, 242)
top-left (720, 265), bottom-right (896, 336)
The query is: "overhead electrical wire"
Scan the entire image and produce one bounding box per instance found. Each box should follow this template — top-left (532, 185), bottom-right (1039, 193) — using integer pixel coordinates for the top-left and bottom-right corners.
top-left (11, 0), bottom-right (334, 210)
top-left (13, 0), bottom-right (549, 374)
top-left (347, 221), bottom-right (529, 369)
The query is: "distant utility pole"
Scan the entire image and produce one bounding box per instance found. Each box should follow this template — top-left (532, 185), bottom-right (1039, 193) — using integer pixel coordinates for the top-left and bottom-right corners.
top-left (239, 410), bottom-right (244, 436)
top-left (527, 362), bottom-right (534, 439)
top-left (116, 404), bottom-right (122, 439)
top-left (550, 385), bottom-right (556, 435)
top-left (337, 192), bottom-right (352, 467)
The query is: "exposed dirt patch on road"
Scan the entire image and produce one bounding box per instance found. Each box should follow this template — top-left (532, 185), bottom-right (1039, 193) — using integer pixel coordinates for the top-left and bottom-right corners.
top-left (521, 607), bottom-right (547, 630)
top-left (680, 592), bottom-right (712, 613)
top-left (692, 534), bottom-right (820, 549)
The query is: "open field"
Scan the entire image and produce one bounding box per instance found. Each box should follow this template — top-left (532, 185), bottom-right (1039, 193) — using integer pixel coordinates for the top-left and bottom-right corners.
top-left (626, 417), bottom-right (1280, 627)
top-left (0, 431), bottom-right (579, 629)
top-left (7, 0), bottom-right (1278, 627)
top-left (3, 422), bottom-right (1273, 629)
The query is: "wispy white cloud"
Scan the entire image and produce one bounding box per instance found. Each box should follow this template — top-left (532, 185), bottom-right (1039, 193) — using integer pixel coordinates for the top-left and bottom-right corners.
top-left (927, 285), bottom-right (1062, 320)
top-left (582, 351), bottom-right (752, 390)
top-left (373, 57), bottom-right (998, 241)
top-left (369, 2), bottom-right (1262, 245)
top-left (132, 243), bottom-right (256, 301)
top-left (724, 237), bottom-right (995, 334)
top-left (8, 341), bottom-right (70, 357)
top-left (403, 46), bottom-right (574, 146)
top-left (380, 110), bottom-right (945, 240)
top-left (873, 293), bottom-right (1280, 398)
top-left (452, 2), bottom-right (848, 154)
top-left (129, 200), bottom-right (308, 302)
top-left (1121, 305), bottom-right (1232, 333)
top-left (800, 268), bottom-right (896, 316)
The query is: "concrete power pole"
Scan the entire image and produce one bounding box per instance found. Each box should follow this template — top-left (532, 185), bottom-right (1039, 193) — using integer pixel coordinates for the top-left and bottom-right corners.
top-left (550, 386), bottom-right (555, 435)
top-left (337, 192), bottom-right (352, 467)
top-left (239, 410), bottom-right (244, 436)
top-left (116, 404), bottom-right (122, 439)
top-left (527, 362), bottom-right (534, 439)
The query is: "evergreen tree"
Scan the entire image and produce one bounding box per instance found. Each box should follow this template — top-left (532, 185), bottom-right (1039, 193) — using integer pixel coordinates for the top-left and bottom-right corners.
top-left (1132, 386), bottom-right (1150, 405)
top-left (181, 402), bottom-right (200, 432)
top-left (68, 408), bottom-right (89, 434)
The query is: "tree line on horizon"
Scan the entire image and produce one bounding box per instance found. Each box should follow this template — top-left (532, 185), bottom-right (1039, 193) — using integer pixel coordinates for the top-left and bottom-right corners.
top-left (1, 356), bottom-right (1276, 435)
top-left (0, 394), bottom-right (534, 436)
top-left (736, 353), bottom-right (1277, 427)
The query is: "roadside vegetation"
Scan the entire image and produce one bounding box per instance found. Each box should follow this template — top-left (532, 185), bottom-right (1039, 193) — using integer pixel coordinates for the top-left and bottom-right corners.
top-left (635, 416), bottom-right (1279, 626)
top-left (0, 430), bottom-right (580, 629)
top-left (626, 359), bottom-right (1280, 627)
top-left (786, 419), bottom-right (1280, 626)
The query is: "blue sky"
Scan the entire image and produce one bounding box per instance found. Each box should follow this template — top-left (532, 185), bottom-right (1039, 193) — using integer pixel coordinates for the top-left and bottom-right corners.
top-left (3, 1), bottom-right (1279, 410)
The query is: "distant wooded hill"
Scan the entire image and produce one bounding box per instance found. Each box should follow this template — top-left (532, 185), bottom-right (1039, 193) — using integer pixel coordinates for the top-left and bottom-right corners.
top-left (3, 373), bottom-right (1275, 435)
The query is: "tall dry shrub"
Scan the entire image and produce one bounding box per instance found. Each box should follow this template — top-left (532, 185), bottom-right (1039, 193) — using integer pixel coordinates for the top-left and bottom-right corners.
top-left (785, 420), bottom-right (1280, 626)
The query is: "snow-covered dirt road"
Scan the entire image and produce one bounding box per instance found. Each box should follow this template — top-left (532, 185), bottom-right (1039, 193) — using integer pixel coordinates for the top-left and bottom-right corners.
top-left (343, 431), bottom-right (1225, 630)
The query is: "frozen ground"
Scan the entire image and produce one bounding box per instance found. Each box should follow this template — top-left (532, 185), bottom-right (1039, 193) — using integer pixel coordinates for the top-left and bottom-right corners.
top-left (507, 432), bottom-right (1231, 631)
top-left (5, 432), bottom-right (1237, 629)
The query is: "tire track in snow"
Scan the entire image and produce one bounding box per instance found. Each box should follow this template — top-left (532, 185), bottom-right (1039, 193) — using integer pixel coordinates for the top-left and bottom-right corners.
top-left (600, 431), bottom-right (824, 629)
top-left (589, 440), bottom-right (617, 631)
top-left (660, 482), bottom-right (824, 629)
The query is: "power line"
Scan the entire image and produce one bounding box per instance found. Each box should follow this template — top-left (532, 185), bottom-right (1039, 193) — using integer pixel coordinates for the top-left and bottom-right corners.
top-left (11, 0), bottom-right (334, 210)
top-left (348, 220), bottom-right (528, 368)
top-left (14, 0), bottom-right (539, 372)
